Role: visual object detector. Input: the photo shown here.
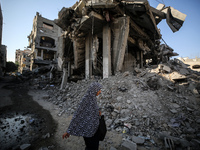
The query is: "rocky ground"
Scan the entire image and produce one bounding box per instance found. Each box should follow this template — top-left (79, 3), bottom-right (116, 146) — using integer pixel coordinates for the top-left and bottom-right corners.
top-left (1, 58), bottom-right (200, 150)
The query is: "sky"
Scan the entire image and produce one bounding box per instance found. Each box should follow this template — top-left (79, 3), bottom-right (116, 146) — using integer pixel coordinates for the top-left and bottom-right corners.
top-left (1, 0), bottom-right (200, 62)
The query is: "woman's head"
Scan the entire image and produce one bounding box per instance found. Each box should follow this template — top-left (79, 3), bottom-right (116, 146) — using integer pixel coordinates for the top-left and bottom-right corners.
top-left (88, 82), bottom-right (102, 96)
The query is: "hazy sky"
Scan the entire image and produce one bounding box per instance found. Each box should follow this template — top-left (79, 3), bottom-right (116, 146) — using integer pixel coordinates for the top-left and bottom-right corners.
top-left (1, 0), bottom-right (200, 62)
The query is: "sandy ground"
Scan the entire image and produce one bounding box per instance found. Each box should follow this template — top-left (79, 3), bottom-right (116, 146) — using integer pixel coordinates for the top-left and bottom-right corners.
top-left (0, 76), bottom-right (122, 150)
top-left (29, 89), bottom-right (123, 150)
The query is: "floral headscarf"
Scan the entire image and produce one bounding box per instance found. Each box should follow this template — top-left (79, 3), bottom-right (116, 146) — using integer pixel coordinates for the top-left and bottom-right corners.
top-left (67, 82), bottom-right (102, 137)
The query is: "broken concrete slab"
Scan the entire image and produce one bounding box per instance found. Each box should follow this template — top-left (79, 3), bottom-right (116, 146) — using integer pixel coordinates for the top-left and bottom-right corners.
top-left (170, 71), bottom-right (187, 81)
top-left (158, 64), bottom-right (171, 73)
top-left (121, 140), bottom-right (137, 150)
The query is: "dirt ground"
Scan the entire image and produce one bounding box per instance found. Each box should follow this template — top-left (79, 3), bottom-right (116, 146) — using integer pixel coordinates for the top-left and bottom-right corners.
top-left (0, 76), bottom-right (122, 150)
top-left (0, 76), bottom-right (58, 150)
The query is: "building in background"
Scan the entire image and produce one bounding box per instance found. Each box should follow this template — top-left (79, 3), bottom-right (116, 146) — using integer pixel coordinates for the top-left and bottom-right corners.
top-left (15, 49), bottom-right (24, 64)
top-left (15, 49), bottom-right (31, 73)
top-left (28, 12), bottom-right (63, 70)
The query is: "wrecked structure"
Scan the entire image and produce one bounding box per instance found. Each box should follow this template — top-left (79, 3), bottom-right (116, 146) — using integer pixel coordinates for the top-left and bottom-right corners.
top-left (15, 49), bottom-right (31, 73)
top-left (28, 12), bottom-right (63, 71)
top-left (55, 0), bottom-right (186, 81)
top-left (0, 4), bottom-right (6, 76)
top-left (0, 45), bottom-right (7, 75)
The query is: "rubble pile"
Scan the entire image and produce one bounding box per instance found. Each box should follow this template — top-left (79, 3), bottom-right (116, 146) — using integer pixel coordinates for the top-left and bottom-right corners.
top-left (35, 58), bottom-right (200, 150)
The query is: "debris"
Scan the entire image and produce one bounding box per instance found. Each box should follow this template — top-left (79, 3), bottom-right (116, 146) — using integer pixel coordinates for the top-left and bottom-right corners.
top-left (121, 140), bottom-right (137, 150)
top-left (132, 135), bottom-right (145, 145)
top-left (20, 144), bottom-right (31, 150)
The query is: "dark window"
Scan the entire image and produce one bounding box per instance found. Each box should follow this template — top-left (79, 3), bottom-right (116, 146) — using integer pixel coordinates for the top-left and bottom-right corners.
top-left (37, 49), bottom-right (41, 56)
top-left (43, 22), bottom-right (53, 30)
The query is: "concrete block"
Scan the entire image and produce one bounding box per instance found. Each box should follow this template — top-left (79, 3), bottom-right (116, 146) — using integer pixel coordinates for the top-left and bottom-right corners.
top-left (121, 140), bottom-right (137, 150)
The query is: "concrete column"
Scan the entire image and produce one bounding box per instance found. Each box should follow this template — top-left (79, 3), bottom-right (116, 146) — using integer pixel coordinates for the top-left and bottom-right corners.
top-left (137, 51), bottom-right (140, 68)
top-left (141, 51), bottom-right (143, 68)
top-left (30, 55), bottom-right (33, 71)
top-left (60, 68), bottom-right (68, 89)
top-left (35, 49), bottom-right (38, 59)
top-left (111, 16), bottom-right (130, 73)
top-left (85, 33), bottom-right (92, 79)
top-left (41, 50), bottom-right (44, 60)
top-left (68, 61), bottom-right (71, 77)
top-left (103, 24), bottom-right (111, 78)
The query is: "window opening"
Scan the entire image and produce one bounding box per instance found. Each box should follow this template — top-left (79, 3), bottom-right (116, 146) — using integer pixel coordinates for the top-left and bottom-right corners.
top-left (43, 22), bottom-right (53, 30)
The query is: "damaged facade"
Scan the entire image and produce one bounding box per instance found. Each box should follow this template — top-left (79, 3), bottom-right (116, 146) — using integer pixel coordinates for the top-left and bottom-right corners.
top-left (54, 0), bottom-right (186, 82)
top-left (15, 49), bottom-right (31, 73)
top-left (0, 4), bottom-right (6, 76)
top-left (28, 12), bottom-right (63, 71)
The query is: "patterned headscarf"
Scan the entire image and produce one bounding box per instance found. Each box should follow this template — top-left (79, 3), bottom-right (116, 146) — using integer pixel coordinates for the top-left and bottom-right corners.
top-left (67, 82), bottom-right (102, 137)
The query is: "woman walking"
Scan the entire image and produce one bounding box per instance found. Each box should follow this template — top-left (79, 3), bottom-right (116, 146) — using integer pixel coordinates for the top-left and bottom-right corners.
top-left (62, 82), bottom-right (102, 150)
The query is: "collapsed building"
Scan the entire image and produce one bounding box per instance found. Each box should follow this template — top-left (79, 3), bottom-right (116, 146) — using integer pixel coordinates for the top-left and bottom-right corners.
top-left (28, 12), bottom-right (63, 71)
top-left (15, 49), bottom-right (31, 73)
top-left (54, 0), bottom-right (186, 87)
top-left (0, 4), bottom-right (7, 77)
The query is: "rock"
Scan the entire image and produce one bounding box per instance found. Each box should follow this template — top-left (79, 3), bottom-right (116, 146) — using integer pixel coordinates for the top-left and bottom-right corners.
top-left (170, 71), bottom-right (187, 81)
top-left (179, 68), bottom-right (189, 75)
top-left (169, 109), bottom-right (178, 114)
top-left (110, 147), bottom-right (117, 150)
top-left (196, 118), bottom-right (200, 123)
top-left (145, 118), bottom-right (150, 126)
top-left (106, 119), bottom-right (113, 126)
top-left (171, 103), bottom-right (180, 108)
top-left (121, 140), bottom-right (137, 150)
top-left (117, 96), bottom-right (123, 101)
top-left (158, 64), bottom-right (171, 73)
top-left (132, 135), bottom-right (145, 144)
top-left (183, 128), bottom-right (195, 134)
top-left (42, 95), bottom-right (49, 99)
top-left (39, 147), bottom-right (48, 150)
top-left (123, 71), bottom-right (130, 77)
top-left (127, 100), bottom-right (131, 104)
top-left (20, 144), bottom-right (31, 150)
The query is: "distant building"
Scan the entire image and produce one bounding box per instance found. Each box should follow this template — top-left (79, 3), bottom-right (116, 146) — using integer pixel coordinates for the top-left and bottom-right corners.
top-left (15, 49), bottom-right (24, 64)
top-left (28, 12), bottom-right (63, 70)
top-left (15, 49), bottom-right (31, 73)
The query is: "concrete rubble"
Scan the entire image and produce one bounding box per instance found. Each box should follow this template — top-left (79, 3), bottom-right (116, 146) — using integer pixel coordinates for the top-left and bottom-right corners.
top-left (28, 57), bottom-right (200, 150)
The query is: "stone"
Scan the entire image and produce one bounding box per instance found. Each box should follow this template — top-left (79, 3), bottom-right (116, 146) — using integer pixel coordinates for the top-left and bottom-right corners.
top-left (121, 140), bottom-right (137, 150)
top-left (179, 68), bottom-right (189, 75)
top-left (170, 71), bottom-right (187, 81)
top-left (110, 147), bottom-right (117, 150)
top-left (123, 71), bottom-right (130, 77)
top-left (20, 144), bottom-right (31, 150)
top-left (171, 103), bottom-right (180, 108)
top-left (127, 100), bottom-right (131, 104)
top-left (117, 96), bottom-right (123, 101)
top-left (196, 118), bottom-right (200, 124)
top-left (106, 119), bottom-right (113, 126)
top-left (170, 109), bottom-right (178, 114)
top-left (132, 135), bottom-right (145, 144)
top-left (158, 64), bottom-right (171, 73)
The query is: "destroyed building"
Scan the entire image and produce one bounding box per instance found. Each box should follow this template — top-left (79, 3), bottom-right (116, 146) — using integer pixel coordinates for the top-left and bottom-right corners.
top-left (0, 45), bottom-right (7, 74)
top-left (55, 0), bottom-right (186, 82)
top-left (0, 4), bottom-right (6, 76)
top-left (15, 49), bottom-right (31, 73)
top-left (28, 12), bottom-right (63, 71)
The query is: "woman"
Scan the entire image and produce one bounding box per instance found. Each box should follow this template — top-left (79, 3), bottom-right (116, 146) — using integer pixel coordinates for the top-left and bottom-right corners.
top-left (62, 82), bottom-right (102, 150)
